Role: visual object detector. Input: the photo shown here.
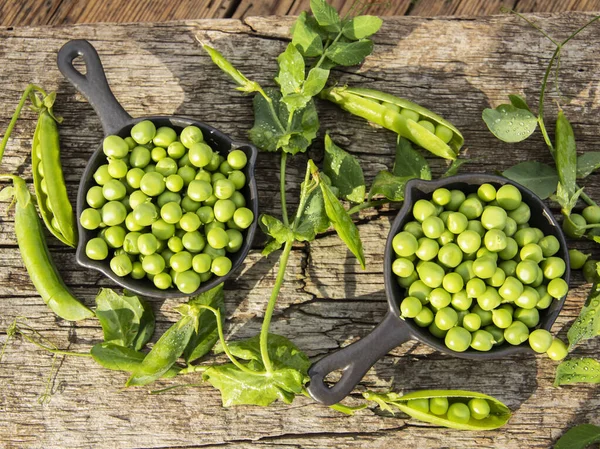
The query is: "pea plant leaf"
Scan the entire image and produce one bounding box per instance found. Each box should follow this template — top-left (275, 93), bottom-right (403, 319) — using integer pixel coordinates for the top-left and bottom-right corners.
top-left (302, 67), bottom-right (330, 98)
top-left (441, 158), bottom-right (469, 178)
top-left (131, 297), bottom-right (155, 351)
top-left (341, 15), bottom-right (383, 40)
top-left (393, 137), bottom-right (431, 180)
top-left (368, 171), bottom-right (413, 201)
top-left (576, 151), bottom-right (600, 179)
top-left (502, 161), bottom-right (558, 199)
top-left (556, 182), bottom-right (584, 216)
top-left (554, 358), bottom-right (600, 386)
top-left (482, 104), bottom-right (538, 143)
top-left (91, 343), bottom-right (180, 378)
top-left (323, 134), bottom-right (365, 203)
top-left (325, 39), bottom-right (374, 66)
top-left (184, 284), bottom-right (225, 364)
top-left (95, 288), bottom-right (145, 349)
top-left (205, 333), bottom-right (309, 407)
top-left (294, 187), bottom-right (330, 242)
top-left (0, 186), bottom-right (15, 201)
top-left (276, 43), bottom-right (305, 97)
top-left (310, 0), bottom-right (341, 32)
top-left (508, 94), bottom-right (531, 112)
top-left (318, 173), bottom-right (365, 269)
top-left (555, 110), bottom-right (578, 200)
top-left (291, 11), bottom-right (324, 57)
top-left (260, 214), bottom-right (294, 255)
top-left (555, 424), bottom-right (600, 449)
top-left (249, 88), bottom-right (319, 155)
top-left (567, 283), bottom-right (600, 350)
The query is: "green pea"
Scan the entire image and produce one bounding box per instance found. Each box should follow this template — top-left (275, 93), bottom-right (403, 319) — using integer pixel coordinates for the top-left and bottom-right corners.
top-left (393, 232), bottom-right (419, 257)
top-left (187, 142), bottom-right (213, 168)
top-left (104, 225), bottom-right (127, 248)
top-left (408, 280), bottom-right (432, 304)
top-left (175, 270), bottom-right (201, 294)
top-left (535, 286), bottom-right (553, 309)
top-left (491, 308), bottom-right (512, 329)
top-left (468, 398), bottom-right (490, 420)
top-left (130, 120), bottom-right (156, 145)
top-left (132, 202), bottom-right (158, 227)
top-left (103, 135), bottom-right (129, 158)
top-left (141, 253), bottom-right (165, 275)
top-left (108, 254), bottom-right (133, 277)
top-left (432, 188), bottom-right (451, 206)
top-left (503, 217), bottom-right (517, 237)
top-left (472, 257), bottom-right (496, 280)
top-left (547, 278), bottom-right (568, 298)
top-left (476, 184), bottom-right (496, 202)
top-left (86, 237), bottom-right (108, 260)
top-left (152, 272), bottom-right (171, 290)
top-left (421, 216), bottom-right (444, 239)
top-left (583, 259), bottom-right (600, 283)
top-left (508, 202), bottom-right (531, 224)
top-left (483, 229), bottom-right (507, 252)
top-left (461, 312), bottom-right (480, 332)
top-left (563, 213), bottom-right (586, 238)
top-left (400, 296), bottom-right (422, 318)
top-left (180, 126), bottom-right (204, 148)
top-left (429, 397), bottom-right (449, 415)
top-left (417, 119), bottom-right (435, 133)
top-left (515, 286), bottom-right (540, 309)
top-left (130, 261), bottom-right (145, 279)
top-left (444, 326), bottom-right (471, 352)
top-left (226, 229), bottom-right (243, 253)
top-left (519, 243), bottom-right (543, 263)
top-left (541, 257), bottom-right (566, 280)
top-left (102, 201), bottom-right (127, 226)
top-left (205, 220), bottom-right (225, 233)
top-left (447, 403), bottom-right (470, 424)
top-left (484, 325), bottom-right (504, 346)
top-left (407, 398), bottom-right (430, 414)
top-left (107, 157), bottom-right (129, 179)
top-left (529, 328), bottom-right (555, 353)
top-left (414, 307), bottom-right (434, 327)
top-left (192, 253), bottom-right (212, 274)
top-left (497, 237), bottom-right (518, 261)
top-left (497, 276), bottom-right (522, 302)
top-left (546, 338), bottom-right (568, 361)
top-left (80, 208), bottom-right (102, 230)
top-left (470, 329), bottom-right (495, 351)
top-left (435, 124), bottom-right (454, 144)
top-left (416, 261), bottom-right (445, 288)
top-left (438, 243), bottom-right (463, 268)
top-left (442, 272), bottom-right (464, 294)
top-left (566, 249), bottom-right (587, 270)
top-left (583, 205), bottom-right (600, 224)
top-left (165, 141), bottom-right (185, 160)
top-left (429, 288), bottom-right (451, 309)
top-left (499, 260), bottom-right (517, 277)
top-left (151, 146), bottom-right (167, 162)
top-left (412, 199), bottom-right (438, 222)
top-left (446, 212), bottom-right (468, 235)
top-left (465, 278), bottom-right (485, 298)
top-left (514, 307), bottom-right (539, 328)
top-left (392, 258), bottom-right (415, 277)
top-left (428, 321), bottom-right (447, 338)
top-left (458, 198), bottom-right (483, 220)
top-left (130, 145), bottom-right (152, 168)
top-left (138, 233), bottom-right (159, 256)
top-left (170, 251), bottom-right (193, 273)
top-left (456, 230), bottom-right (481, 254)
top-left (212, 256), bottom-right (233, 276)
top-left (477, 286), bottom-right (501, 311)
top-left (203, 194), bottom-right (218, 207)
top-left (496, 184), bottom-right (522, 211)
top-left (93, 164), bottom-right (112, 186)
top-left (416, 238), bottom-right (439, 261)
top-left (435, 307), bottom-right (458, 331)
top-left (187, 180), bottom-right (213, 202)
top-left (504, 320), bottom-right (529, 345)
top-left (167, 236), bottom-right (184, 253)
top-left (149, 219), bottom-right (174, 241)
top-left (151, 126), bottom-right (176, 148)
top-left (515, 260), bottom-right (538, 285)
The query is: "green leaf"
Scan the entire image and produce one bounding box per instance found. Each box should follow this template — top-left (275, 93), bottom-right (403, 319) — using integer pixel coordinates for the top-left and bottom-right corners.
top-left (342, 15), bottom-right (383, 40)
top-left (310, 0), bottom-right (341, 32)
top-left (202, 45), bottom-right (263, 94)
top-left (131, 298), bottom-right (155, 351)
top-left (126, 313), bottom-right (197, 386)
top-left (206, 333), bottom-right (310, 407)
top-left (0, 186), bottom-right (15, 201)
top-left (508, 94), bottom-right (531, 112)
top-left (577, 151), bottom-right (600, 179)
top-left (502, 161), bottom-right (558, 199)
top-left (184, 285), bottom-right (225, 363)
top-left (319, 178), bottom-right (365, 268)
top-left (291, 11), bottom-right (324, 57)
top-left (482, 104), bottom-right (538, 143)
top-left (91, 343), bottom-right (179, 378)
top-left (393, 137), bottom-right (431, 180)
top-left (302, 67), bottom-right (330, 98)
top-left (249, 89), bottom-right (319, 155)
top-left (325, 39), bottom-right (373, 66)
top-left (567, 283), bottom-right (600, 350)
top-left (275, 43), bottom-right (305, 97)
top-left (95, 288), bottom-right (145, 348)
top-left (323, 134), bottom-right (365, 203)
top-left (260, 214), bottom-right (293, 244)
top-left (555, 110), bottom-right (577, 199)
top-left (363, 390), bottom-right (512, 431)
top-left (554, 358), bottom-right (600, 386)
top-left (368, 171), bottom-right (412, 201)
top-left (555, 424), bottom-right (600, 449)
top-left (281, 93), bottom-right (311, 111)
top-left (262, 239), bottom-right (284, 256)
top-left (442, 158), bottom-right (469, 178)
top-left (295, 187), bottom-right (330, 242)
top-left (203, 364), bottom-right (304, 407)
top-left (556, 182), bottom-right (583, 216)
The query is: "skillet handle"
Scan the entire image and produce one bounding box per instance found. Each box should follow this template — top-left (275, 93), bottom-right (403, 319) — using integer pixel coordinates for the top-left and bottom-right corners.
top-left (307, 311), bottom-right (411, 406)
top-left (57, 39), bottom-right (132, 135)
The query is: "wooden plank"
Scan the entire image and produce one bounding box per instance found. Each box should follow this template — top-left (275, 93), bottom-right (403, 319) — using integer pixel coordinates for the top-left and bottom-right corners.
top-left (515, 0), bottom-right (600, 13)
top-left (1, 12), bottom-right (600, 449)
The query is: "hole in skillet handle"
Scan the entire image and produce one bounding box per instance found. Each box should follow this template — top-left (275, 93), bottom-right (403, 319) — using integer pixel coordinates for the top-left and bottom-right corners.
top-left (384, 173), bottom-right (570, 359)
top-left (75, 116), bottom-right (259, 299)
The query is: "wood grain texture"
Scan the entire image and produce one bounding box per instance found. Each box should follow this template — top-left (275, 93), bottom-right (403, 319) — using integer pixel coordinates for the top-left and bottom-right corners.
top-left (1, 12), bottom-right (600, 449)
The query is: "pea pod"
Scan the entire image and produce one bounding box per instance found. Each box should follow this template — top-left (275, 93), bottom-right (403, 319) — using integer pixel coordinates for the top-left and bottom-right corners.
top-left (321, 86), bottom-right (463, 160)
top-left (555, 109), bottom-right (577, 200)
top-left (31, 97), bottom-right (77, 247)
top-left (363, 389), bottom-right (511, 430)
top-left (1, 175), bottom-right (93, 321)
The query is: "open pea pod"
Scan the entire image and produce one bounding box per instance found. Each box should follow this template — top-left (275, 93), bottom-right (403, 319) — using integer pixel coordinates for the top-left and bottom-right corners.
top-left (321, 86), bottom-right (463, 160)
top-left (31, 105), bottom-right (77, 247)
top-left (364, 389), bottom-right (511, 431)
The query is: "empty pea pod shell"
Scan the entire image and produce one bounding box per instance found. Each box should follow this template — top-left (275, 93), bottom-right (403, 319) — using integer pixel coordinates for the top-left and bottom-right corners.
top-left (321, 86), bottom-right (463, 160)
top-left (363, 389), bottom-right (511, 430)
top-left (32, 108), bottom-right (77, 247)
top-left (9, 176), bottom-right (93, 321)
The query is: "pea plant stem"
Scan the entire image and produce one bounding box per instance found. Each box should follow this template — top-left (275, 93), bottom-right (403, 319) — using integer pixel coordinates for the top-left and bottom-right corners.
top-left (260, 162), bottom-right (313, 373)
top-left (347, 199), bottom-right (390, 215)
top-left (280, 153), bottom-right (289, 226)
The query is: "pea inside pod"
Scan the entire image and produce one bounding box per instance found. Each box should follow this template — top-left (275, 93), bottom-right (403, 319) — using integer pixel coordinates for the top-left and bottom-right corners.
top-left (31, 95), bottom-right (77, 247)
top-left (363, 389), bottom-right (511, 430)
top-left (321, 86), bottom-right (464, 160)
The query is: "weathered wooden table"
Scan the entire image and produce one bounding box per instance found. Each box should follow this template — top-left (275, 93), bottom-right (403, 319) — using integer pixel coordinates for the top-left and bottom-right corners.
top-left (1, 13), bottom-right (600, 449)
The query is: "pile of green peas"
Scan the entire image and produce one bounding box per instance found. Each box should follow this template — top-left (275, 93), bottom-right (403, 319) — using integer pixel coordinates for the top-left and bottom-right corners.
top-left (406, 396), bottom-right (492, 424)
top-left (393, 183), bottom-right (568, 359)
top-left (80, 120), bottom-right (254, 294)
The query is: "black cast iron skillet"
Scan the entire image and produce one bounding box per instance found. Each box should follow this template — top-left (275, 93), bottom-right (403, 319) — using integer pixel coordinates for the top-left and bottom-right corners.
top-left (57, 39), bottom-right (258, 299)
top-left (307, 174), bottom-right (569, 405)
